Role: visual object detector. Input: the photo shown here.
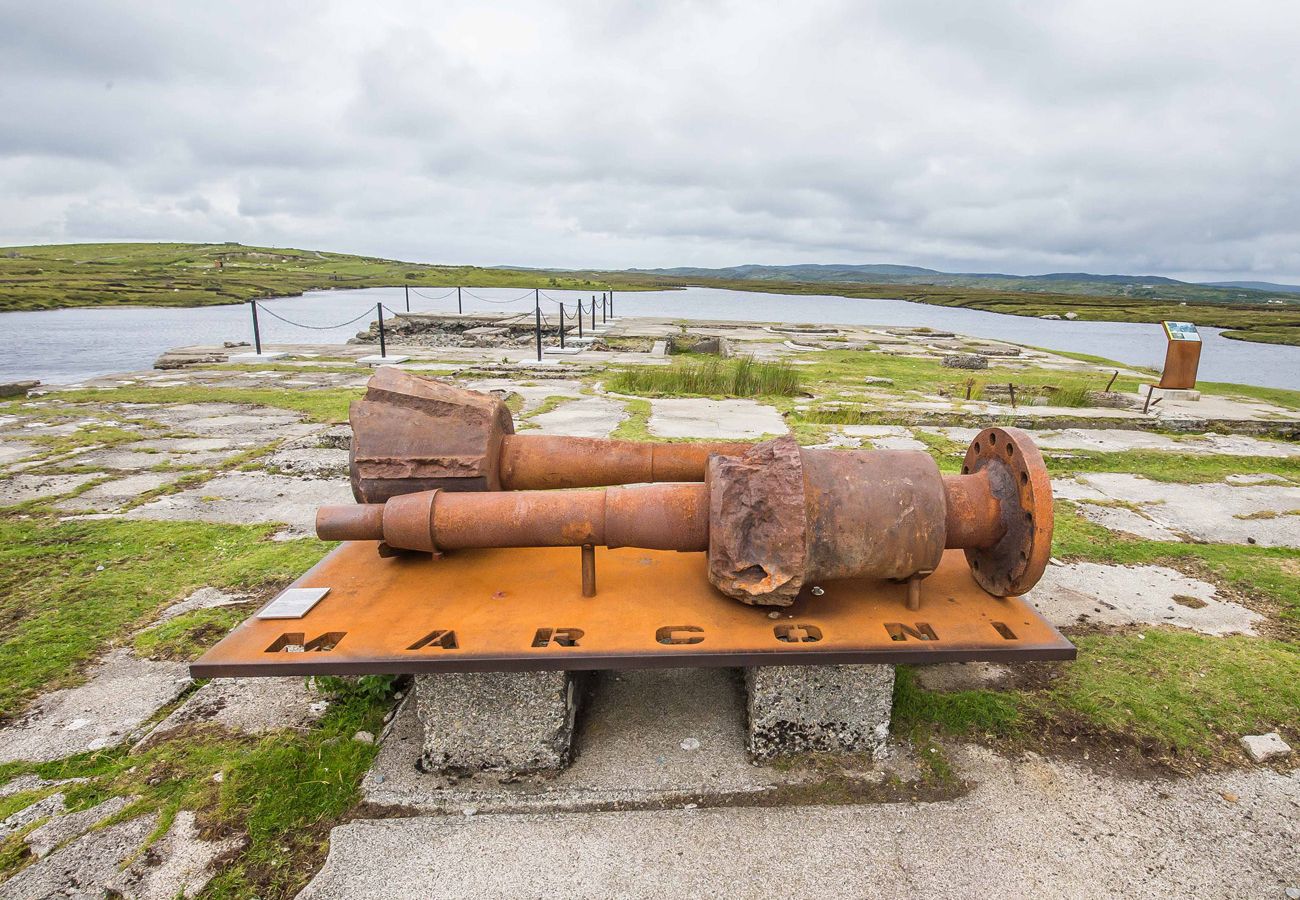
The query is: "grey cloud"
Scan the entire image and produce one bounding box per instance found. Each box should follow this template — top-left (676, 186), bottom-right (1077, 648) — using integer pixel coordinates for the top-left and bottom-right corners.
top-left (0, 0), bottom-right (1297, 281)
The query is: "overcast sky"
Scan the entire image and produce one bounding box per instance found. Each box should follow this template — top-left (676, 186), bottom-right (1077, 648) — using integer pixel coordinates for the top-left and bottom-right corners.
top-left (2, 1), bottom-right (1297, 281)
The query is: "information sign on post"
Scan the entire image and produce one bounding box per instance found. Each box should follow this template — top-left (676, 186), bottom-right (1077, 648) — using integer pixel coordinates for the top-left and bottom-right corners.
top-left (1157, 321), bottom-right (1201, 389)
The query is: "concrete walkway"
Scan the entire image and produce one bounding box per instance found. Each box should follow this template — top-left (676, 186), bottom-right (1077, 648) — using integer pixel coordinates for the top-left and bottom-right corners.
top-left (300, 744), bottom-right (1299, 899)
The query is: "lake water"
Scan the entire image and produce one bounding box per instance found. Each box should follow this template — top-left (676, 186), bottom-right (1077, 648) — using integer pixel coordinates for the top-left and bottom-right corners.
top-left (0, 285), bottom-right (1296, 391)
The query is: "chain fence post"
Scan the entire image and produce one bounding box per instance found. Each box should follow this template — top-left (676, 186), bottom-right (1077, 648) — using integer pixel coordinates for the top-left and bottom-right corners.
top-left (601, 293), bottom-right (607, 323)
top-left (609, 288), bottom-right (614, 317)
top-left (578, 301), bottom-right (584, 339)
top-left (377, 302), bottom-right (387, 358)
top-left (559, 302), bottom-right (566, 349)
top-left (534, 290), bottom-right (542, 363)
top-left (250, 301), bottom-right (263, 355)
top-left (404, 284), bottom-right (410, 312)
top-left (591, 295), bottom-right (596, 331)
top-left (457, 286), bottom-right (463, 315)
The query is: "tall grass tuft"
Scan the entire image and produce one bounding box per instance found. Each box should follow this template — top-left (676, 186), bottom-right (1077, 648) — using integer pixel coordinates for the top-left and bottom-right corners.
top-left (607, 355), bottom-right (802, 397)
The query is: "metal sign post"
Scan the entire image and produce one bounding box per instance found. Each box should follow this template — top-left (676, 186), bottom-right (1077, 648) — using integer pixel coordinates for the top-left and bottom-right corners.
top-left (1157, 321), bottom-right (1202, 390)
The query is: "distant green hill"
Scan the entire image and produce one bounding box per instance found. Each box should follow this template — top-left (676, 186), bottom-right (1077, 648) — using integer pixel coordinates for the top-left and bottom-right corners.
top-left (633, 263), bottom-right (1299, 306)
top-left (0, 242), bottom-right (617, 312)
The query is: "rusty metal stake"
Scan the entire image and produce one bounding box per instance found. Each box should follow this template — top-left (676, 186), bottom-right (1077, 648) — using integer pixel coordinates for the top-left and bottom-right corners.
top-left (581, 544), bottom-right (596, 597)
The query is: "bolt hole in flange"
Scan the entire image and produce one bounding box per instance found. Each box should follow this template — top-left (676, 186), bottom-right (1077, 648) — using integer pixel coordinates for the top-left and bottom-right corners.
top-left (962, 427), bottom-right (1053, 596)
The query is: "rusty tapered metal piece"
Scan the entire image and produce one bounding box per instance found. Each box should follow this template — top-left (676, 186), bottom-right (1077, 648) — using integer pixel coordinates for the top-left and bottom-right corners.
top-left (348, 367), bottom-right (752, 502)
top-left (319, 428), bottom-right (1053, 607)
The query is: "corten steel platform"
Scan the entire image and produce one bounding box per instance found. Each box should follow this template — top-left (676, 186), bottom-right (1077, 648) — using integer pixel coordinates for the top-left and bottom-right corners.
top-left (193, 543), bottom-right (1074, 677)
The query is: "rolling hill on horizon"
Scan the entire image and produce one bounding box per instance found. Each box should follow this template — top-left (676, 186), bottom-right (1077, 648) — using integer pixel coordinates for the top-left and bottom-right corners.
top-left (628, 263), bottom-right (1300, 304)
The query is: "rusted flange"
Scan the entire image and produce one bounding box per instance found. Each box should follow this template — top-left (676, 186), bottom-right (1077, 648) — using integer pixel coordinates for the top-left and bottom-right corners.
top-left (960, 427), bottom-right (1053, 596)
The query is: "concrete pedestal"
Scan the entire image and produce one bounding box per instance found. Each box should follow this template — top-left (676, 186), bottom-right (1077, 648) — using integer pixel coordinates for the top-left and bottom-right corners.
top-left (1140, 385), bottom-right (1201, 402)
top-left (357, 354), bottom-right (410, 365)
top-left (415, 671), bottom-right (586, 775)
top-left (745, 664), bottom-right (894, 761)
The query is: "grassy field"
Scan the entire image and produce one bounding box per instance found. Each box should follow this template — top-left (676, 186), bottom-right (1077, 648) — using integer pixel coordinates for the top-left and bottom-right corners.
top-left (0, 242), bottom-right (641, 312)
top-left (4, 242), bottom-right (1298, 346)
top-left (587, 272), bottom-right (1300, 347)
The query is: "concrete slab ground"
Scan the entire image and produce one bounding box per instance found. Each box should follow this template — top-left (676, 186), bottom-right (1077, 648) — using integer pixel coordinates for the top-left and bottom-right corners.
top-left (1028, 562), bottom-right (1264, 635)
top-left (842, 424), bottom-right (929, 451)
top-left (938, 426), bottom-right (1300, 455)
top-left (1057, 473), bottom-right (1300, 547)
top-left (0, 649), bottom-right (191, 763)
top-left (647, 398), bottom-right (786, 439)
top-left (123, 471), bottom-right (353, 536)
top-left (302, 744), bottom-right (1300, 900)
top-left (54, 472), bottom-right (183, 512)
top-left (0, 472), bottom-right (100, 506)
top-left (527, 398), bottom-right (628, 437)
top-left (365, 668), bottom-right (915, 815)
top-left (139, 676), bottom-right (327, 745)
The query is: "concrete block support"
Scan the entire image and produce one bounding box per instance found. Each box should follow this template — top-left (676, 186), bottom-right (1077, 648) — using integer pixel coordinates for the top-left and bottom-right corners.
top-left (415, 670), bottom-right (586, 775)
top-left (745, 664), bottom-right (894, 761)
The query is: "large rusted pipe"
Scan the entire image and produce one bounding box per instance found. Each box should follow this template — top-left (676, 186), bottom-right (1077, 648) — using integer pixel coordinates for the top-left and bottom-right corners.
top-left (496, 435), bottom-right (750, 491)
top-left (318, 483), bottom-right (710, 553)
top-left (349, 367), bottom-right (752, 502)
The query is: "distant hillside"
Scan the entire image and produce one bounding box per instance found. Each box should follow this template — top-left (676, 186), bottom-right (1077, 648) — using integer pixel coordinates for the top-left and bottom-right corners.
top-left (631, 264), bottom-right (1299, 306)
top-left (0, 242), bottom-right (617, 312)
top-left (1202, 280), bottom-right (1300, 295)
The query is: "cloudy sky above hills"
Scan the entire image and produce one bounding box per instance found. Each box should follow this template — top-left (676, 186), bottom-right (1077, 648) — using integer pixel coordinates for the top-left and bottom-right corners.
top-left (2, 0), bottom-right (1297, 280)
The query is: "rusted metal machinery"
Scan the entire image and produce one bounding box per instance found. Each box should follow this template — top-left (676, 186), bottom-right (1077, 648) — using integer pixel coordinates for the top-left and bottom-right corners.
top-left (349, 367), bottom-right (752, 501)
top-left (320, 427), bottom-right (1052, 609)
top-left (193, 371), bottom-right (1071, 678)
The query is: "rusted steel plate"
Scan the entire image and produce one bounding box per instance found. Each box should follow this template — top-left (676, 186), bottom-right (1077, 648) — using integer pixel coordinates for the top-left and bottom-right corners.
top-left (192, 543), bottom-right (1075, 677)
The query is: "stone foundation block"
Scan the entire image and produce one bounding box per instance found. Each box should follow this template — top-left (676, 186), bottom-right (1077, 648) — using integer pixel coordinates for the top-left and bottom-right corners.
top-left (745, 664), bottom-right (894, 761)
top-left (416, 670), bottom-right (586, 775)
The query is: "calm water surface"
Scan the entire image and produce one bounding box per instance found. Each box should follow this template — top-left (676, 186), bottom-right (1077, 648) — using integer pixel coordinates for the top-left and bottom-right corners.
top-left (0, 286), bottom-right (1296, 391)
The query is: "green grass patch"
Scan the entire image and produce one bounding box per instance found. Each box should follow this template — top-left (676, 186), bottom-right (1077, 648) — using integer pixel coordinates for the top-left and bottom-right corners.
top-left (1049, 450), bottom-right (1299, 484)
top-left (606, 355), bottom-right (802, 398)
top-left (42, 385), bottom-right (362, 424)
top-left (132, 605), bottom-right (252, 661)
top-left (0, 684), bottom-right (392, 895)
top-left (0, 519), bottom-right (327, 719)
top-left (1031, 630), bottom-right (1299, 756)
top-left (610, 398), bottom-right (652, 441)
top-left (892, 667), bottom-right (1022, 737)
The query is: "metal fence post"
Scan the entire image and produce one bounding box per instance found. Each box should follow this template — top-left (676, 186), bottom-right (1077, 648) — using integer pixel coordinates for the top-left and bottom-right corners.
top-left (404, 284), bottom-right (410, 312)
top-left (591, 295), bottom-right (596, 331)
top-left (377, 302), bottom-right (387, 358)
top-left (250, 300), bottom-right (262, 355)
top-left (578, 301), bottom-right (584, 339)
top-left (457, 286), bottom-right (463, 315)
top-left (609, 289), bottom-right (614, 317)
top-left (559, 302), bottom-right (566, 349)
top-left (601, 294), bottom-right (607, 323)
top-left (534, 292), bottom-right (542, 362)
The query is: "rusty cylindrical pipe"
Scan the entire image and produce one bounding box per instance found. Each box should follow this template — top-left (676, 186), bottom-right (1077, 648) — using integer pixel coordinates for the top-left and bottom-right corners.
top-left (349, 367), bottom-right (753, 502)
top-left (318, 483), bottom-right (711, 554)
top-left (497, 435), bottom-right (751, 491)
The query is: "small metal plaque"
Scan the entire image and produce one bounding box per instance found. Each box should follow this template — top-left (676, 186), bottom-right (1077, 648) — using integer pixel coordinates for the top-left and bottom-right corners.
top-left (257, 587), bottom-right (330, 619)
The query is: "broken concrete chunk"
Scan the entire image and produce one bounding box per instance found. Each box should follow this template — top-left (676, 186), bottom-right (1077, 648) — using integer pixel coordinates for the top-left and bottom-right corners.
top-left (1240, 732), bottom-right (1292, 763)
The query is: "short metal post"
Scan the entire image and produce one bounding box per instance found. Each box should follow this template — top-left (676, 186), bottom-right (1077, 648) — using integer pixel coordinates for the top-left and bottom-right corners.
top-left (609, 289), bottom-right (614, 317)
top-left (249, 300), bottom-right (262, 355)
top-left (591, 295), bottom-right (596, 331)
top-left (377, 302), bottom-right (387, 358)
top-left (457, 286), bottom-right (462, 315)
top-left (559, 302), bottom-right (566, 349)
top-left (578, 302), bottom-right (584, 339)
top-left (601, 294), bottom-right (607, 323)
top-left (404, 284), bottom-right (410, 312)
top-left (534, 290), bottom-right (542, 363)
top-left (581, 543), bottom-right (596, 597)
